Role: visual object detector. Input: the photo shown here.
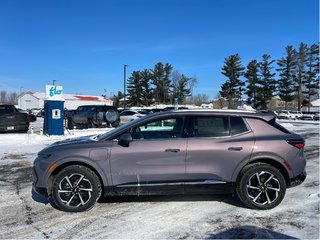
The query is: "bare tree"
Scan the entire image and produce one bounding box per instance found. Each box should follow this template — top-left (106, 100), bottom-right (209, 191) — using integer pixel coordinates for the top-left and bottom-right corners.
top-left (7, 92), bottom-right (18, 104)
top-left (186, 93), bottom-right (210, 106)
top-left (188, 77), bottom-right (198, 96)
top-left (0, 90), bottom-right (7, 103)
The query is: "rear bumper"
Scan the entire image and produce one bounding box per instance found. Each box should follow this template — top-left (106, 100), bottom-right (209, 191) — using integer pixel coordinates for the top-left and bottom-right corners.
top-left (0, 124), bottom-right (29, 132)
top-left (288, 170), bottom-right (306, 188)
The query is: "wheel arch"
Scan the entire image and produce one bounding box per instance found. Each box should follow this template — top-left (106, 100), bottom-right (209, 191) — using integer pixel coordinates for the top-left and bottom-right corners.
top-left (235, 158), bottom-right (290, 186)
top-left (47, 161), bottom-right (106, 196)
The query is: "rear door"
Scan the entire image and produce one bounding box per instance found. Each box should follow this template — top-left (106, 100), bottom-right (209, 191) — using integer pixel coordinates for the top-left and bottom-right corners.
top-left (185, 115), bottom-right (254, 191)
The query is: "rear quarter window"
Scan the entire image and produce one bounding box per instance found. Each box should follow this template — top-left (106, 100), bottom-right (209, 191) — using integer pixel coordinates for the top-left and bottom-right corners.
top-left (230, 116), bottom-right (250, 135)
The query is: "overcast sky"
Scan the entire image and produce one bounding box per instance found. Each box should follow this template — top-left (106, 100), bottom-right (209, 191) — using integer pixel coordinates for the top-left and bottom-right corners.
top-left (0, 0), bottom-right (318, 99)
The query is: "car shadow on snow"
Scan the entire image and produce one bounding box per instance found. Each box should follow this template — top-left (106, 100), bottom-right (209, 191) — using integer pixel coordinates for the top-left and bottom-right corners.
top-left (206, 225), bottom-right (297, 239)
top-left (99, 193), bottom-right (246, 208)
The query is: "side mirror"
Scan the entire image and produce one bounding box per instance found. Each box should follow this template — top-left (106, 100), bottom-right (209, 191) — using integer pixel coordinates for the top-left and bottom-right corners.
top-left (118, 132), bottom-right (132, 147)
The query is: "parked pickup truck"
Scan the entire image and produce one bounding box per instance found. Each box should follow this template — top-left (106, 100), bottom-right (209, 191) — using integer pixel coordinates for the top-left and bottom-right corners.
top-left (66, 105), bottom-right (120, 129)
top-left (0, 105), bottom-right (30, 133)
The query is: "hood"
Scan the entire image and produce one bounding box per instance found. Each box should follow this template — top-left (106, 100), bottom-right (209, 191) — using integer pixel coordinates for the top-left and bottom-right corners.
top-left (52, 135), bottom-right (97, 146)
top-left (39, 135), bottom-right (98, 154)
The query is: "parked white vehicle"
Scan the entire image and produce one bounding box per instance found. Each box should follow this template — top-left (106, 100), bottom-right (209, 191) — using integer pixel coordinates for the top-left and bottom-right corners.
top-left (277, 110), bottom-right (294, 120)
top-left (301, 112), bottom-right (316, 120)
top-left (119, 110), bottom-right (150, 124)
top-left (290, 111), bottom-right (303, 119)
top-left (277, 110), bottom-right (302, 120)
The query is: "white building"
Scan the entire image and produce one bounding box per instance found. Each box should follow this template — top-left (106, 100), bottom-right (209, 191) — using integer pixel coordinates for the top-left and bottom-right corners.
top-left (302, 99), bottom-right (320, 112)
top-left (18, 92), bottom-right (113, 110)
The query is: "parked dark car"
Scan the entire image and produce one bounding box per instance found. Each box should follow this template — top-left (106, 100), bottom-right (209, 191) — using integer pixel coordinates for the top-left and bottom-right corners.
top-left (33, 110), bottom-right (306, 212)
top-left (0, 105), bottom-right (30, 133)
top-left (66, 105), bottom-right (120, 129)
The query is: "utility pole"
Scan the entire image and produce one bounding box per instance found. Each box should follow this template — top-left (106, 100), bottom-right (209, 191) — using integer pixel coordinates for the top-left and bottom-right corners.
top-left (19, 86), bottom-right (24, 109)
top-left (123, 64), bottom-right (128, 109)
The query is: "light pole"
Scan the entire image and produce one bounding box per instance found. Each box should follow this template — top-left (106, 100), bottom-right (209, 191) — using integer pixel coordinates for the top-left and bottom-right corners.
top-left (19, 86), bottom-right (24, 109)
top-left (123, 64), bottom-right (128, 109)
top-left (20, 86), bottom-right (24, 96)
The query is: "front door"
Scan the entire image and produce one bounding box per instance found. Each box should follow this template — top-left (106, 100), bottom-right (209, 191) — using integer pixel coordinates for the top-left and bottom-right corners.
top-left (109, 116), bottom-right (187, 193)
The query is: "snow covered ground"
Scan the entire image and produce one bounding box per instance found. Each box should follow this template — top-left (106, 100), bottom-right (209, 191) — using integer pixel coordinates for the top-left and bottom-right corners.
top-left (0, 119), bottom-right (319, 239)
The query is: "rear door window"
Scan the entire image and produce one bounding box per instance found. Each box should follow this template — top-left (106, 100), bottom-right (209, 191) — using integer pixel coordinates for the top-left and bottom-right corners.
top-left (191, 116), bottom-right (229, 137)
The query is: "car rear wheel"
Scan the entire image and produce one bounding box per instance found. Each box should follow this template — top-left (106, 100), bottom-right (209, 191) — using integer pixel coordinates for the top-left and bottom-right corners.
top-left (52, 165), bottom-right (102, 212)
top-left (236, 163), bottom-right (286, 210)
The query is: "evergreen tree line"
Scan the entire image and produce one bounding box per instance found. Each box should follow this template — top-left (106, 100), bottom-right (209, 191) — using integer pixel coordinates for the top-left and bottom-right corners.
top-left (220, 43), bottom-right (319, 110)
top-left (125, 62), bottom-right (197, 107)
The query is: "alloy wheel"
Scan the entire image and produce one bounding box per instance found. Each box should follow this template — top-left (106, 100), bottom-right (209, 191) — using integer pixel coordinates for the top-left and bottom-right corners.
top-left (246, 171), bottom-right (281, 205)
top-left (58, 173), bottom-right (93, 208)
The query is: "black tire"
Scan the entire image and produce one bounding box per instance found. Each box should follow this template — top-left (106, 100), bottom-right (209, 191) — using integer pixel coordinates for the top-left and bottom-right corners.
top-left (111, 120), bottom-right (120, 128)
top-left (67, 118), bottom-right (74, 130)
top-left (52, 165), bottom-right (102, 212)
top-left (236, 163), bottom-right (286, 210)
top-left (87, 119), bottom-right (95, 128)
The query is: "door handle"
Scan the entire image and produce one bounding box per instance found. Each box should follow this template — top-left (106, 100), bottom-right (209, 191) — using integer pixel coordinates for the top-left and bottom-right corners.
top-left (228, 147), bottom-right (243, 151)
top-left (165, 149), bottom-right (180, 152)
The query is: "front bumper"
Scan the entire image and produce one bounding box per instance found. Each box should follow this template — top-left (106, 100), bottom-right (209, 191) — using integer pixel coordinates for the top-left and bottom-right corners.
top-left (32, 184), bottom-right (49, 197)
top-left (289, 170), bottom-right (307, 188)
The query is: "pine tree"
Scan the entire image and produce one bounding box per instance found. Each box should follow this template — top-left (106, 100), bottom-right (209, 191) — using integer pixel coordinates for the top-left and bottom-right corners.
top-left (258, 54), bottom-right (276, 109)
top-left (295, 43), bottom-right (308, 111)
top-left (140, 69), bottom-right (154, 106)
top-left (220, 54), bottom-right (245, 109)
top-left (151, 62), bottom-right (172, 104)
top-left (277, 46), bottom-right (297, 109)
top-left (152, 62), bottom-right (164, 104)
top-left (303, 43), bottom-right (319, 109)
top-left (110, 91), bottom-right (123, 107)
top-left (163, 63), bottom-right (173, 104)
top-left (127, 71), bottom-right (144, 107)
top-left (244, 60), bottom-right (260, 107)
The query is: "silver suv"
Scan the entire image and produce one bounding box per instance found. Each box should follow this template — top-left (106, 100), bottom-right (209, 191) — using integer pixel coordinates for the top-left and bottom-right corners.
top-left (33, 110), bottom-right (306, 212)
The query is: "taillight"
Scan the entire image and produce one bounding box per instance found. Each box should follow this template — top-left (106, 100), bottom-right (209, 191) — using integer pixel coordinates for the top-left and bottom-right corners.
top-left (287, 139), bottom-right (305, 149)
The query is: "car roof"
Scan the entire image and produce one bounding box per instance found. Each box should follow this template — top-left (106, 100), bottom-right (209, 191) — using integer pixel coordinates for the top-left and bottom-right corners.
top-left (149, 109), bottom-right (275, 122)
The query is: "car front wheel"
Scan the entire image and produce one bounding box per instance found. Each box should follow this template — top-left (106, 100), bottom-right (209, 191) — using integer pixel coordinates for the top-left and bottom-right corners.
top-left (236, 163), bottom-right (286, 210)
top-left (52, 165), bottom-right (102, 212)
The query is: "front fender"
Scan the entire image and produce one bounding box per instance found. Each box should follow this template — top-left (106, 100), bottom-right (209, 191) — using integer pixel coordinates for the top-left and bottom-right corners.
top-left (47, 155), bottom-right (110, 195)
